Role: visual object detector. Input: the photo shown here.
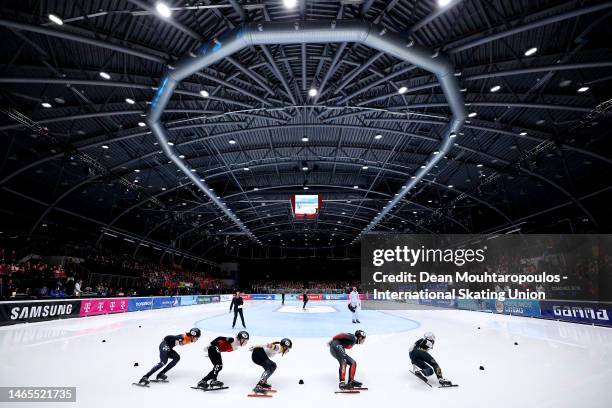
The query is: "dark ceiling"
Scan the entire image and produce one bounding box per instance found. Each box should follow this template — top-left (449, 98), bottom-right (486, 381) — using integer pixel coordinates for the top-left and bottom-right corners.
top-left (0, 0), bottom-right (611, 262)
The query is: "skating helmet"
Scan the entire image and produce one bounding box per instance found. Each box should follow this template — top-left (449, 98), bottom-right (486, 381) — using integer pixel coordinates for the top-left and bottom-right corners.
top-left (189, 327), bottom-right (202, 339)
top-left (355, 330), bottom-right (366, 344)
top-left (237, 330), bottom-right (250, 345)
top-left (280, 338), bottom-right (292, 352)
top-left (424, 332), bottom-right (435, 349)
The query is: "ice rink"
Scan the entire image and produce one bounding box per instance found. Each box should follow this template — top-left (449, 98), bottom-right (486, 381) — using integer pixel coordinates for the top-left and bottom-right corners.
top-left (1, 300), bottom-right (611, 407)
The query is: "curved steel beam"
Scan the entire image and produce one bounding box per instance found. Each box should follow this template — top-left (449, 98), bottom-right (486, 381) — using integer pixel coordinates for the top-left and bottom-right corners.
top-left (28, 175), bottom-right (102, 237)
top-left (448, 1), bottom-right (612, 53)
top-left (220, 183), bottom-right (513, 227)
top-left (147, 20), bottom-right (467, 243)
top-left (0, 18), bottom-right (167, 63)
top-left (3, 104), bottom-right (610, 189)
top-left (13, 130), bottom-right (593, 237)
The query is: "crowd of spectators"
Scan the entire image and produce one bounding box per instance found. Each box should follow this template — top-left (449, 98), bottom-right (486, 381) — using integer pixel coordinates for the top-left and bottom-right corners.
top-left (250, 280), bottom-right (360, 294)
top-left (0, 247), bottom-right (229, 300)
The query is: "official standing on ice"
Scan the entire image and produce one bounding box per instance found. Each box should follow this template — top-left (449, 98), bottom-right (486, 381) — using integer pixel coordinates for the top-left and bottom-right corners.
top-left (230, 291), bottom-right (246, 329)
top-left (349, 287), bottom-right (361, 323)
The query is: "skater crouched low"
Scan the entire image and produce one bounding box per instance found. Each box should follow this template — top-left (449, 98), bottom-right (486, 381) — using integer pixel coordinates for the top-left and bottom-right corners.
top-left (409, 332), bottom-right (452, 386)
top-left (197, 331), bottom-right (249, 389)
top-left (139, 328), bottom-right (201, 385)
top-left (329, 330), bottom-right (366, 389)
top-left (250, 338), bottom-right (292, 393)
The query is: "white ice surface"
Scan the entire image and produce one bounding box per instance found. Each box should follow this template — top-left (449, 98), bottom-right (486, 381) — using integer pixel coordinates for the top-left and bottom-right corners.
top-left (0, 300), bottom-right (611, 408)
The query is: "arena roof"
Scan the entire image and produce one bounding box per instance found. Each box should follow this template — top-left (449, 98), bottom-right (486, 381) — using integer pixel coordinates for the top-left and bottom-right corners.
top-left (0, 0), bottom-right (611, 261)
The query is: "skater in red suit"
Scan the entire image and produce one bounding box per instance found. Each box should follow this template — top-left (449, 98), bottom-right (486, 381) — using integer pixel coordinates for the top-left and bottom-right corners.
top-left (329, 330), bottom-right (366, 389)
top-left (196, 331), bottom-right (249, 389)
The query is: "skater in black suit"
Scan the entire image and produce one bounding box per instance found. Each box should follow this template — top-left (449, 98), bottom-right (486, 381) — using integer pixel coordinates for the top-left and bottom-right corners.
top-left (138, 328), bottom-right (201, 385)
top-left (302, 290), bottom-right (308, 310)
top-left (409, 332), bottom-right (452, 386)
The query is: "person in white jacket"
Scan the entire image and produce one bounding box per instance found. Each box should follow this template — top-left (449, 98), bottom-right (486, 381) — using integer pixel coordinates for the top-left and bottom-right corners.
top-left (349, 287), bottom-right (361, 324)
top-left (74, 280), bottom-right (82, 297)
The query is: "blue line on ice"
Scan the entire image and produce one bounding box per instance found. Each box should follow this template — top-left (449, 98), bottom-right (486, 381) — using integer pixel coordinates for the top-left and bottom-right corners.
top-left (194, 301), bottom-right (420, 337)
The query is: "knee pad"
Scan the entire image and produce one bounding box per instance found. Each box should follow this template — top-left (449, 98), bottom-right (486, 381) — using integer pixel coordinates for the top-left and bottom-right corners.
top-left (422, 367), bottom-right (434, 376)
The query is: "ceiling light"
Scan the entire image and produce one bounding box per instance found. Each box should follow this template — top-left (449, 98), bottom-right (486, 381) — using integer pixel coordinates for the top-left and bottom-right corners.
top-left (137, 122), bottom-right (146, 127)
top-left (99, 71), bottom-right (111, 80)
top-left (48, 14), bottom-right (63, 25)
top-left (191, 169), bottom-right (196, 172)
top-left (490, 85), bottom-right (501, 92)
top-left (374, 134), bottom-right (383, 140)
top-left (353, 185), bottom-right (359, 189)
top-left (303, 186), bottom-right (309, 190)
top-left (178, 155), bottom-right (185, 158)
top-left (362, 166), bottom-right (369, 170)
top-left (437, 0), bottom-right (453, 7)
top-left (283, 0), bottom-right (297, 9)
top-left (167, 141), bottom-right (174, 146)
top-left (308, 88), bottom-right (318, 97)
top-left (125, 98), bottom-right (135, 104)
top-left (134, 169), bottom-right (140, 173)
top-left (156, 2), bottom-right (172, 18)
top-left (448, 185), bottom-right (454, 188)
top-left (302, 166), bottom-right (309, 171)
top-left (433, 151), bottom-right (439, 155)
top-left (101, 145), bottom-right (109, 149)
top-left (41, 102), bottom-right (52, 108)
top-left (476, 163), bottom-right (483, 167)
top-left (519, 132), bottom-right (527, 136)
top-left (243, 167), bottom-right (250, 171)
top-left (229, 139), bottom-right (236, 145)
top-left (301, 137), bottom-right (309, 142)
top-left (398, 86), bottom-right (408, 94)
top-left (577, 86), bottom-right (589, 93)
top-left (199, 90), bottom-right (210, 98)
top-left (524, 47), bottom-right (538, 56)
top-left (468, 112), bottom-right (477, 118)
top-left (449, 133), bottom-right (457, 138)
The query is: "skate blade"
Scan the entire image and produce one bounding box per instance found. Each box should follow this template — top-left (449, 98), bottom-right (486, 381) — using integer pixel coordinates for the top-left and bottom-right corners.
top-left (409, 370), bottom-right (432, 387)
top-left (335, 390), bottom-right (360, 394)
top-left (191, 386), bottom-right (229, 391)
top-left (150, 379), bottom-right (169, 383)
top-left (352, 387), bottom-right (368, 390)
top-left (248, 393), bottom-right (273, 398)
top-left (439, 384), bottom-right (459, 388)
top-left (132, 383), bottom-right (150, 388)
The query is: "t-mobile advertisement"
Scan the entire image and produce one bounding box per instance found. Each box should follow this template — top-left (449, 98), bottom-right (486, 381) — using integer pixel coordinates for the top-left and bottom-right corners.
top-left (80, 298), bottom-right (128, 316)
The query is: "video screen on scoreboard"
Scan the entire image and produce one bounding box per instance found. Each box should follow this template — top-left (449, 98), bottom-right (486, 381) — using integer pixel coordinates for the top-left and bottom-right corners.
top-left (293, 194), bottom-right (320, 215)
